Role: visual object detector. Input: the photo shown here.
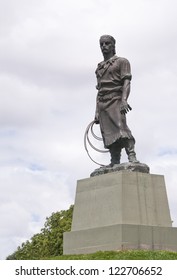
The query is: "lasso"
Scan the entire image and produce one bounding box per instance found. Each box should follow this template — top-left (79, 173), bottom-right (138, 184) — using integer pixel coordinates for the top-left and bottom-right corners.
top-left (84, 121), bottom-right (109, 166)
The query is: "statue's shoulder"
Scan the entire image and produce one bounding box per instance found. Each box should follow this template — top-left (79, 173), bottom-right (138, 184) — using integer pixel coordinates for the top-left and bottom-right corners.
top-left (116, 56), bottom-right (130, 65)
top-left (95, 60), bottom-right (104, 75)
top-left (96, 61), bottom-right (104, 68)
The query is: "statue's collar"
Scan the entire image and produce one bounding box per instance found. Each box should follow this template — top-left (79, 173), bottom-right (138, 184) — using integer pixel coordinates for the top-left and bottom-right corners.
top-left (98, 55), bottom-right (118, 69)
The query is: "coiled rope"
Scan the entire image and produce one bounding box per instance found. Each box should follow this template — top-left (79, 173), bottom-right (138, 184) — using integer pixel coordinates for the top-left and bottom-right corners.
top-left (84, 121), bottom-right (109, 166)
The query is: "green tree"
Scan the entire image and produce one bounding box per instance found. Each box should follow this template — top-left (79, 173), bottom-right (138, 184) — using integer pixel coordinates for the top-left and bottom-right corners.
top-left (6, 205), bottom-right (73, 260)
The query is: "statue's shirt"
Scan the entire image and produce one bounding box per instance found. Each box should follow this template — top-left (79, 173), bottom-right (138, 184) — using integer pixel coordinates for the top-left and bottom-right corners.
top-left (95, 55), bottom-right (132, 99)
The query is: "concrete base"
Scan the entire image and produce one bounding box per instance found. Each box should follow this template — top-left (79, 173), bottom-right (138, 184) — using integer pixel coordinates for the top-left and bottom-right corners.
top-left (63, 171), bottom-right (177, 254)
top-left (64, 224), bottom-right (177, 254)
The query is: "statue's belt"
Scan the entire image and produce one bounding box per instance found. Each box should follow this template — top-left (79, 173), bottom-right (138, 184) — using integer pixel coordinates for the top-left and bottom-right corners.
top-left (98, 91), bottom-right (122, 102)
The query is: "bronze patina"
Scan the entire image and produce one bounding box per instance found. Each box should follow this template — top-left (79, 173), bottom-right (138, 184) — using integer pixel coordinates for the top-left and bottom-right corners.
top-left (94, 35), bottom-right (138, 166)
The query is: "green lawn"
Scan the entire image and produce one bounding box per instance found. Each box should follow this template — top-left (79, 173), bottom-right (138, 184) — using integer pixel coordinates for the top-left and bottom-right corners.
top-left (48, 250), bottom-right (177, 260)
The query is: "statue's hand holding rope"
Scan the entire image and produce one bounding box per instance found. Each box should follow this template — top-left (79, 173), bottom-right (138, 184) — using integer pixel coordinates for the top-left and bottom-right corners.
top-left (94, 113), bottom-right (99, 124)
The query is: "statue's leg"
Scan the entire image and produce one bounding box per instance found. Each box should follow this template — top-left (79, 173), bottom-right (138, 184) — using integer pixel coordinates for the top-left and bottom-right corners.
top-left (124, 138), bottom-right (139, 163)
top-left (109, 141), bottom-right (121, 166)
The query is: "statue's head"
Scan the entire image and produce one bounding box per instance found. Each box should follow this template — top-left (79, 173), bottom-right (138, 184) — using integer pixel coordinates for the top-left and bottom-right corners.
top-left (99, 35), bottom-right (116, 55)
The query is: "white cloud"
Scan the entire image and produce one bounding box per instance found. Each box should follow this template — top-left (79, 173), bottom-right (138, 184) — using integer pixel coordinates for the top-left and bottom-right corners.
top-left (0, 165), bottom-right (73, 258)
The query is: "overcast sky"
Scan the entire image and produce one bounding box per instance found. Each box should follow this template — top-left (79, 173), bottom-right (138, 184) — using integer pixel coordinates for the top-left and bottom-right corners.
top-left (0, 0), bottom-right (177, 259)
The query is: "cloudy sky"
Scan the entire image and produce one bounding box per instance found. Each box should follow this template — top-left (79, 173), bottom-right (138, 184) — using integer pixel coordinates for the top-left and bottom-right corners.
top-left (0, 0), bottom-right (177, 259)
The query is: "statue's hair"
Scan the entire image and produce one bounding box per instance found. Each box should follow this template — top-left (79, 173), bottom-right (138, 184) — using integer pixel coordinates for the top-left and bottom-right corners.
top-left (99, 35), bottom-right (116, 54)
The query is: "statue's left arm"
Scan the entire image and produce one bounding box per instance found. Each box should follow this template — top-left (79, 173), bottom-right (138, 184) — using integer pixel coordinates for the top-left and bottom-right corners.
top-left (120, 58), bottom-right (132, 115)
top-left (120, 79), bottom-right (132, 114)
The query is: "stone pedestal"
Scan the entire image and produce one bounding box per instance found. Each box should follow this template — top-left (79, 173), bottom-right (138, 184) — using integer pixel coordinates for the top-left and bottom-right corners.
top-left (63, 171), bottom-right (177, 254)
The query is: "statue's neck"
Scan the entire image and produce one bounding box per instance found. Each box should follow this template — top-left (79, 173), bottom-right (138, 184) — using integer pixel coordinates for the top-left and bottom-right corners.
top-left (103, 53), bottom-right (115, 61)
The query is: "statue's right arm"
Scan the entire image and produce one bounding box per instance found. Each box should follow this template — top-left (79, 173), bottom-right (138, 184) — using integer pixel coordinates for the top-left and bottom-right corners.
top-left (94, 94), bottom-right (99, 124)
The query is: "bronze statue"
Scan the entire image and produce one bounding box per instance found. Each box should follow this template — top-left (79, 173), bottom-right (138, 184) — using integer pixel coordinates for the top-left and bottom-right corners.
top-left (94, 35), bottom-right (138, 166)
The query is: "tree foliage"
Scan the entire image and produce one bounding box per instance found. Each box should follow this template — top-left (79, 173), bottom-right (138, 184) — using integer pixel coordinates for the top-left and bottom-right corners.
top-left (6, 205), bottom-right (73, 260)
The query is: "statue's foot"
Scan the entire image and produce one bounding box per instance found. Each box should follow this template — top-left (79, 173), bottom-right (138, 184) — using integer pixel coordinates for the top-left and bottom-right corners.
top-left (100, 163), bottom-right (120, 169)
top-left (129, 159), bottom-right (140, 164)
top-left (104, 163), bottom-right (114, 168)
top-left (128, 155), bottom-right (140, 164)
top-left (109, 161), bottom-right (120, 167)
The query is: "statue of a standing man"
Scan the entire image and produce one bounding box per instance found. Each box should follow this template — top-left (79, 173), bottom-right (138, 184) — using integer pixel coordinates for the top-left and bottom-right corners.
top-left (94, 35), bottom-right (139, 166)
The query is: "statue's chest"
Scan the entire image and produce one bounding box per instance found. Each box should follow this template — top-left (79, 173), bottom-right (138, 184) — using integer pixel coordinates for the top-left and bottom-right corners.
top-left (97, 61), bottom-right (120, 80)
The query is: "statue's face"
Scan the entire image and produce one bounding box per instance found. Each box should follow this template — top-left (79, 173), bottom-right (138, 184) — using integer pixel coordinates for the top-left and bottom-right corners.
top-left (100, 37), bottom-right (114, 55)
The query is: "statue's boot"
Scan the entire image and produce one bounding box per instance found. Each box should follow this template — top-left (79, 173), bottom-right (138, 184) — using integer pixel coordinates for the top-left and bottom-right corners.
top-left (124, 138), bottom-right (139, 163)
top-left (109, 142), bottom-right (121, 166)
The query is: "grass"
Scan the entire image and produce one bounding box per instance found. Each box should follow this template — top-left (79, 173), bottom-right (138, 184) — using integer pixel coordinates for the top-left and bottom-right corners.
top-left (48, 250), bottom-right (177, 260)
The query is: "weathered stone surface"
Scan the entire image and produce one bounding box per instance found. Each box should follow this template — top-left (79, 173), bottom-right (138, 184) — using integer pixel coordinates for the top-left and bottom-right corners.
top-left (90, 162), bottom-right (150, 177)
top-left (63, 171), bottom-right (177, 255)
top-left (64, 224), bottom-right (177, 255)
top-left (71, 172), bottom-right (172, 230)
